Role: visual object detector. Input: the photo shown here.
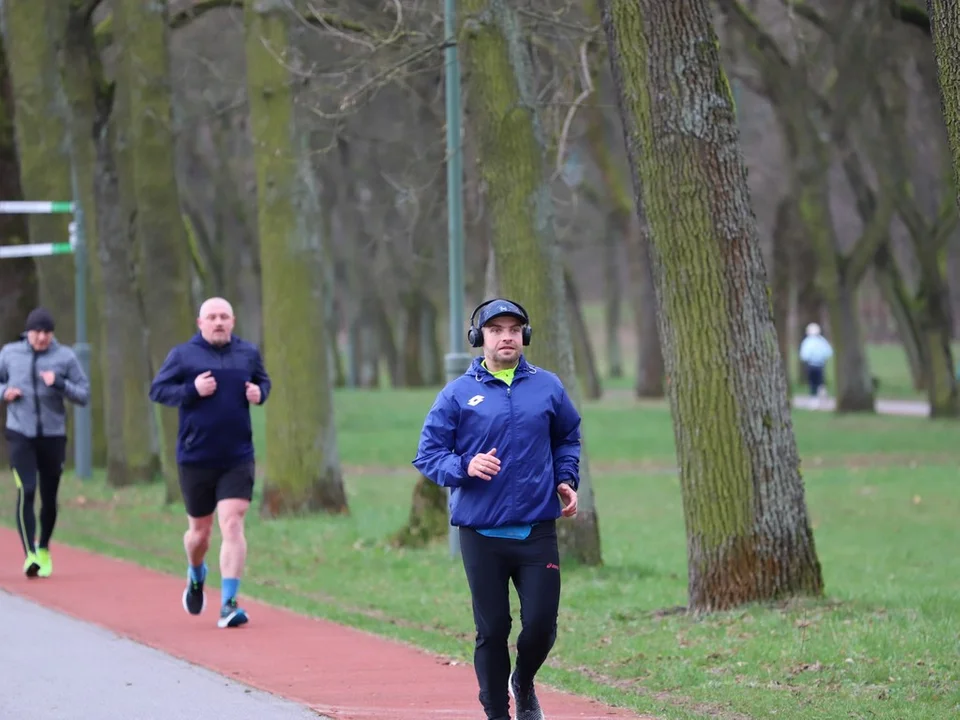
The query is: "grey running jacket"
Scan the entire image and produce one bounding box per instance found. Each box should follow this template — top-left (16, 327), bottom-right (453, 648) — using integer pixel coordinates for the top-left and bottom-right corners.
top-left (0, 337), bottom-right (89, 438)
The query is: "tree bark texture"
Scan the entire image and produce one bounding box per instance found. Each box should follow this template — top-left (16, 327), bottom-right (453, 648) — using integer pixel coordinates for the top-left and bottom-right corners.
top-left (244, 0), bottom-right (348, 516)
top-left (599, 0), bottom-right (824, 612)
top-left (2, 0), bottom-right (75, 345)
top-left (771, 198), bottom-right (793, 388)
top-left (53, 1), bottom-right (117, 472)
top-left (462, 0), bottom-right (601, 565)
top-left (624, 208), bottom-right (665, 398)
top-left (0, 33), bottom-right (38, 468)
top-left (114, 0), bottom-right (196, 500)
top-left (929, 0), bottom-right (960, 216)
top-left (65, 7), bottom-right (162, 488)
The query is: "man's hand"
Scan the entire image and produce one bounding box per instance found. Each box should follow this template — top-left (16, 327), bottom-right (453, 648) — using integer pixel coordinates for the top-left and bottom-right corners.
top-left (467, 448), bottom-right (500, 481)
top-left (245, 382), bottom-right (262, 404)
top-left (194, 371), bottom-right (217, 397)
top-left (2, 387), bottom-right (22, 403)
top-left (39, 371), bottom-right (56, 387)
top-left (557, 482), bottom-right (578, 518)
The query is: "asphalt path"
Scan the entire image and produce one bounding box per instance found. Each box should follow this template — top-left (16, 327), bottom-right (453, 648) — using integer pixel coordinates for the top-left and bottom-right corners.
top-left (0, 590), bottom-right (326, 720)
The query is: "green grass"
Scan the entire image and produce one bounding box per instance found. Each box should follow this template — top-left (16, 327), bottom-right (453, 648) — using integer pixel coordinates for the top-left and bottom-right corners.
top-left (5, 336), bottom-right (960, 719)
top-left (3, 380), bottom-right (960, 719)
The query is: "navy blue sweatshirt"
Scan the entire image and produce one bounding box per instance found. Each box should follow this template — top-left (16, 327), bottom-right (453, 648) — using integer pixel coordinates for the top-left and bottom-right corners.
top-left (149, 333), bottom-right (271, 467)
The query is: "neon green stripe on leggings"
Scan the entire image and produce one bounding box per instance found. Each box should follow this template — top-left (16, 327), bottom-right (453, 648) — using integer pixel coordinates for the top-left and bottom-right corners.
top-left (12, 469), bottom-right (31, 554)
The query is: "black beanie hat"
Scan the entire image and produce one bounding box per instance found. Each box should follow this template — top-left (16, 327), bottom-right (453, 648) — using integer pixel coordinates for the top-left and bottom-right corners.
top-left (25, 307), bottom-right (55, 333)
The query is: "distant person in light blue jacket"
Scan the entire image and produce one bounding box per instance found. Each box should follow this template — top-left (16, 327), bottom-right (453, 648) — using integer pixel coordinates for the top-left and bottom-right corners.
top-left (799, 322), bottom-right (833, 398)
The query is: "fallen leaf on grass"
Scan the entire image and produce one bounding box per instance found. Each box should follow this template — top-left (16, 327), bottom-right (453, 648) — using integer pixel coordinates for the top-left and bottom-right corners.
top-left (787, 661), bottom-right (823, 676)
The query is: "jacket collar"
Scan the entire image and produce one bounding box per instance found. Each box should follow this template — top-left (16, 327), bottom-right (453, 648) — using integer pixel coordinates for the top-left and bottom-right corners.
top-left (467, 354), bottom-right (536, 382)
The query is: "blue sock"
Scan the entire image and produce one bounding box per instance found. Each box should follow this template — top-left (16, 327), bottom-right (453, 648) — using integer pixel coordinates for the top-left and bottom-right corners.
top-left (221, 577), bottom-right (240, 606)
top-left (188, 562), bottom-right (206, 583)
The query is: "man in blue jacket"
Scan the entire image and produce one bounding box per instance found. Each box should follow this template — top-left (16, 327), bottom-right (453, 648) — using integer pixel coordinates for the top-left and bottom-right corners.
top-left (413, 298), bottom-right (581, 720)
top-left (149, 297), bottom-right (270, 629)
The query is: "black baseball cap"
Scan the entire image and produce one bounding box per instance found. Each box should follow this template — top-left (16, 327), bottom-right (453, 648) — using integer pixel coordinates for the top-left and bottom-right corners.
top-left (476, 300), bottom-right (526, 328)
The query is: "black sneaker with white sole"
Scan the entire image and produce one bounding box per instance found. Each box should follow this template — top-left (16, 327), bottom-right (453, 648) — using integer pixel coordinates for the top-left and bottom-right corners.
top-left (510, 670), bottom-right (545, 720)
top-left (182, 577), bottom-right (205, 615)
top-left (218, 598), bottom-right (249, 628)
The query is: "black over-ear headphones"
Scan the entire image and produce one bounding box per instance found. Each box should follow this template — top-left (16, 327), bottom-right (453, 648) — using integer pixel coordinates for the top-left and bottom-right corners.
top-left (467, 299), bottom-right (533, 348)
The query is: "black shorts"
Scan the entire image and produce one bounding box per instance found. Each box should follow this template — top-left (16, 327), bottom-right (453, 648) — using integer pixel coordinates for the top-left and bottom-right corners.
top-left (177, 462), bottom-right (255, 518)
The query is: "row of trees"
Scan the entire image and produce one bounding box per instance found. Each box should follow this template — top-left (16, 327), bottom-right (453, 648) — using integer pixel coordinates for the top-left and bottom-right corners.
top-left (2, 0), bottom-right (960, 612)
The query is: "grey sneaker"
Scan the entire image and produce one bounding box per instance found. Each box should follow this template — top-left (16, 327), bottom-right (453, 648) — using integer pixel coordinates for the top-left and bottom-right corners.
top-left (509, 670), bottom-right (545, 720)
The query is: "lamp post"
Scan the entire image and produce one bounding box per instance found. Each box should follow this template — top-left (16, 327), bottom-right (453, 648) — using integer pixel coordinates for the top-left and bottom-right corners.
top-left (443, 0), bottom-right (472, 558)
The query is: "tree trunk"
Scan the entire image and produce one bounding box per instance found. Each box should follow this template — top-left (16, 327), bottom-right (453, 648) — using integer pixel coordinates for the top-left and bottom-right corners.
top-left (603, 225), bottom-right (624, 379)
top-left (0, 33), bottom-right (39, 468)
top-left (600, 0), bottom-right (823, 612)
top-left (913, 253), bottom-right (958, 416)
top-left (463, 0), bottom-right (601, 566)
top-left (245, 0), bottom-right (347, 516)
top-left (55, 3), bottom-right (157, 483)
top-left (48, 0), bottom-right (111, 469)
top-left (96, 116), bottom-right (162, 486)
top-left (874, 246), bottom-right (926, 391)
top-left (922, 0), bottom-right (960, 416)
top-left (793, 229), bottom-right (822, 382)
top-left (771, 198), bottom-right (793, 388)
top-left (114, 0), bottom-right (196, 501)
top-left (391, 475), bottom-right (449, 548)
top-left (3, 0), bottom-right (75, 345)
top-left (623, 208), bottom-right (664, 398)
top-left (929, 0), bottom-right (960, 216)
top-left (401, 291), bottom-right (426, 387)
top-left (563, 265), bottom-right (603, 400)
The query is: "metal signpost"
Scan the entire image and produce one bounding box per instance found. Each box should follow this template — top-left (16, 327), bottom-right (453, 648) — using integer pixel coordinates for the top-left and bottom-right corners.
top-left (443, 0), bottom-right (472, 558)
top-left (0, 199), bottom-right (92, 481)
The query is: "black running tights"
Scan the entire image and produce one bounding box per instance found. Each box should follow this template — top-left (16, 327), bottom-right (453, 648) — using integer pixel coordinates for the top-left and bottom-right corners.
top-left (459, 521), bottom-right (561, 720)
top-left (7, 430), bottom-right (66, 555)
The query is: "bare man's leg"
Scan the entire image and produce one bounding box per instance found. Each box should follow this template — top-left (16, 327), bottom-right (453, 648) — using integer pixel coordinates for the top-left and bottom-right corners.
top-left (217, 498), bottom-right (249, 579)
top-left (185, 515), bottom-right (213, 566)
top-left (216, 498), bottom-right (250, 628)
top-left (182, 514), bottom-right (213, 615)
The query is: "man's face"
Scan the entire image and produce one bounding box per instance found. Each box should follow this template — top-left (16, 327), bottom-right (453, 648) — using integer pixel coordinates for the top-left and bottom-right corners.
top-left (482, 315), bottom-right (523, 367)
top-left (197, 300), bottom-right (235, 346)
top-left (27, 329), bottom-right (53, 352)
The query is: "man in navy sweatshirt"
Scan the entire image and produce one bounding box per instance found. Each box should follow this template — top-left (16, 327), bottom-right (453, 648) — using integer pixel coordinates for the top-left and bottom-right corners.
top-left (149, 297), bottom-right (270, 629)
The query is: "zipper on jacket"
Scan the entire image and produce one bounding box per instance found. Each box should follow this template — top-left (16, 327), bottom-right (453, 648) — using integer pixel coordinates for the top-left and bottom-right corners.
top-left (31, 350), bottom-right (43, 437)
top-left (506, 383), bottom-right (516, 506)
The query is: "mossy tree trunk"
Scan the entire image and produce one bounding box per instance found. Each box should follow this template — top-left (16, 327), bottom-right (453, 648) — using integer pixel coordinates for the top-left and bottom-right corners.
top-left (57, 4), bottom-right (160, 485)
top-left (930, 0), bottom-right (960, 209)
top-left (915, 0), bottom-right (960, 416)
top-left (113, 0), bottom-right (196, 500)
top-left (244, 0), bottom-right (347, 516)
top-left (0, 33), bottom-right (38, 468)
top-left (582, 18), bottom-right (663, 398)
top-left (600, 0), bottom-right (824, 612)
top-left (4, 0), bottom-right (93, 471)
top-left (392, 475), bottom-right (449, 548)
top-left (2, 1), bottom-right (75, 343)
top-left (51, 1), bottom-right (109, 469)
top-left (462, 0), bottom-right (601, 566)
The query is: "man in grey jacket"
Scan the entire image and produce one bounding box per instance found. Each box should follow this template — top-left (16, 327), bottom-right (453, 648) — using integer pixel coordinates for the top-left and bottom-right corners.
top-left (0, 307), bottom-right (89, 577)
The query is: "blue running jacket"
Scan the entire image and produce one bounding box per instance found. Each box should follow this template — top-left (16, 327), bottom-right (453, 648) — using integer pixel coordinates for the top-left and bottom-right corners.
top-left (412, 355), bottom-right (581, 529)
